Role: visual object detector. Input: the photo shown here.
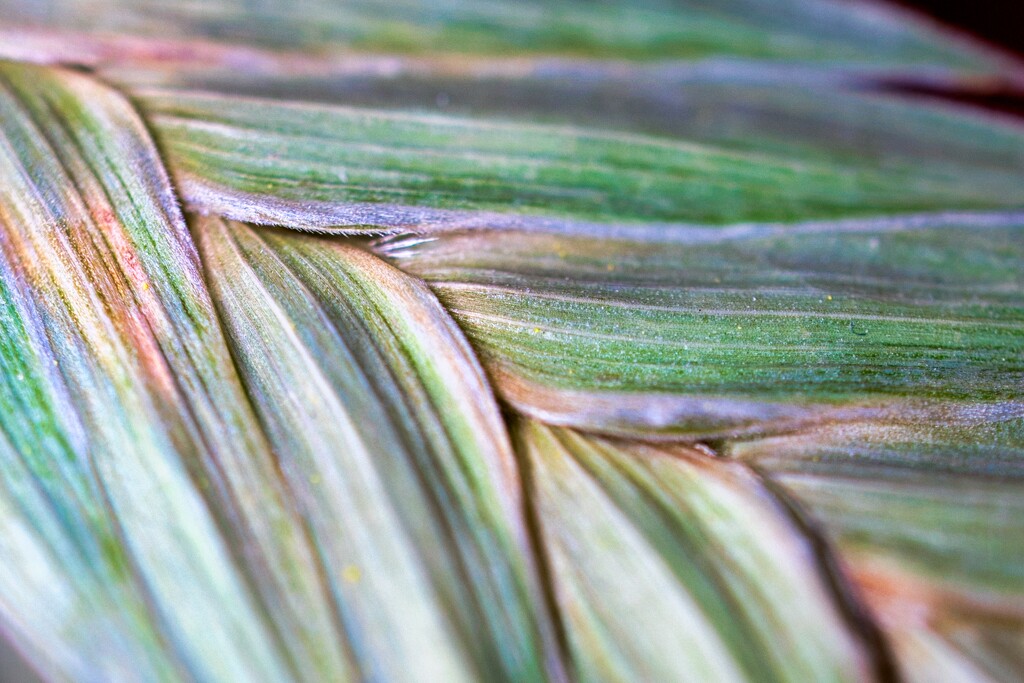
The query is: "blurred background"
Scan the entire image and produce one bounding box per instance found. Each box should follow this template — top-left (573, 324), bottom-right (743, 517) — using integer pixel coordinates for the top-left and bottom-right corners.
top-left (895, 0), bottom-right (1024, 117)
top-left (898, 0), bottom-right (1023, 55)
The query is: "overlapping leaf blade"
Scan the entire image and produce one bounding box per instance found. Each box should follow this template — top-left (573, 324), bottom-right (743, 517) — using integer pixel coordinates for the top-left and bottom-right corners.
top-left (0, 0), bottom-right (1010, 73)
top-left (876, 605), bottom-right (1024, 683)
top-left (377, 221), bottom-right (1024, 436)
top-left (0, 61), bottom-right (349, 681)
top-left (0, 267), bottom-right (179, 681)
top-left (0, 0), bottom-right (1021, 678)
top-left (516, 419), bottom-right (875, 681)
top-left (137, 88), bottom-right (1024, 232)
top-left (725, 419), bottom-right (1024, 600)
top-left (105, 56), bottom-right (1024, 168)
top-left (723, 418), bottom-right (1024, 680)
top-left (195, 216), bottom-right (559, 682)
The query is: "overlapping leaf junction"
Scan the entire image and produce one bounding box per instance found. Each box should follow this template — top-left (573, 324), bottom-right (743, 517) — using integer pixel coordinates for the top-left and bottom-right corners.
top-left (0, 1), bottom-right (1021, 681)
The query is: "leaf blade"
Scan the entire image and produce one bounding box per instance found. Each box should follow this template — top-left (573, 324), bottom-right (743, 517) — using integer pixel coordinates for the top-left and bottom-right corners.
top-left (378, 221), bottom-right (1024, 436)
top-left (195, 215), bottom-right (561, 682)
top-left (724, 418), bottom-right (1024, 680)
top-left (517, 419), bottom-right (875, 681)
top-left (0, 61), bottom-right (349, 681)
top-left (0, 0), bottom-right (1010, 72)
top-left (137, 89), bottom-right (1024, 233)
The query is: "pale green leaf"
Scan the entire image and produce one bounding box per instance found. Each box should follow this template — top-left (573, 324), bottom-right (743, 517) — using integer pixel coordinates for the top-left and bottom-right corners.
top-left (136, 89), bottom-right (1024, 232)
top-left (0, 61), bottom-right (349, 681)
top-left (724, 417), bottom-right (1024, 601)
top-left (724, 418), bottom-right (1024, 680)
top-left (377, 222), bottom-right (1024, 437)
top-left (0, 1), bottom-right (1021, 679)
top-left (863, 577), bottom-right (1024, 683)
top-left (194, 215), bottom-right (560, 682)
top-left (516, 419), bottom-right (875, 681)
top-left (900, 613), bottom-right (1024, 683)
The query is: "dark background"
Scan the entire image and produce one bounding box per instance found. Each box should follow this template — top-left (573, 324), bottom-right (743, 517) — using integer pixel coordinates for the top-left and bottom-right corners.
top-left (889, 0), bottom-right (1024, 118)
top-left (896, 0), bottom-right (1024, 57)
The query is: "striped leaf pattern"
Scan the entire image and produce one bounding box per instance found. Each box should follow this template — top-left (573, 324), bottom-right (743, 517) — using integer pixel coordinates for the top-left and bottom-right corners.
top-left (724, 418), bottom-right (1024, 681)
top-left (138, 90), bottom-right (1024, 232)
top-left (196, 216), bottom-right (558, 682)
top-left (0, 0), bottom-right (1010, 70)
top-left (0, 61), bottom-right (343, 681)
top-left (515, 420), bottom-right (877, 682)
top-left (377, 223), bottom-right (1024, 437)
top-left (0, 0), bottom-right (1021, 681)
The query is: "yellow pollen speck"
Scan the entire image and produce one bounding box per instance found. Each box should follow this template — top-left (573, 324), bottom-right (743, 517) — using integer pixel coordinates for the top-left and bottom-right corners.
top-left (309, 474), bottom-right (322, 485)
top-left (531, 327), bottom-right (541, 334)
top-left (342, 565), bottom-right (362, 583)
top-left (142, 282), bottom-right (150, 291)
top-left (826, 295), bottom-right (832, 301)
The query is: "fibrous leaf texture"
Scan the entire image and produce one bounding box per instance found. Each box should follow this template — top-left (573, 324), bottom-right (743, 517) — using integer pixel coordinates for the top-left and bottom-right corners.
top-left (0, 0), bottom-right (1021, 681)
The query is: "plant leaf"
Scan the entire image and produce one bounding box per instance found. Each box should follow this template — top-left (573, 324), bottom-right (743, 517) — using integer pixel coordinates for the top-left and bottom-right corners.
top-left (0, 0), bottom-right (1009, 72)
top-left (725, 418), bottom-right (1024, 600)
top-left (136, 89), bottom-right (1024, 233)
top-left (515, 419), bottom-right (875, 681)
top-left (723, 418), bottom-right (1024, 679)
top-left (0, 61), bottom-right (350, 681)
top-left (873, 603), bottom-right (1024, 683)
top-left (377, 221), bottom-right (1024, 437)
top-left (105, 54), bottom-right (1024, 165)
top-left (194, 215), bottom-right (560, 682)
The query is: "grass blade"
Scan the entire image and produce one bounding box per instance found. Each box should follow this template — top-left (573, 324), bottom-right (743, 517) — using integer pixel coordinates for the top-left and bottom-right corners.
top-left (725, 419), bottom-right (1024, 600)
top-left (378, 222), bottom-right (1024, 437)
top-left (195, 216), bottom-right (560, 682)
top-left (137, 89), bottom-right (1024, 232)
top-left (0, 0), bottom-right (1011, 72)
top-left (105, 55), bottom-right (1024, 162)
top-left (0, 61), bottom-right (349, 681)
top-left (724, 418), bottom-right (1024, 679)
top-left (516, 419), bottom-right (874, 681)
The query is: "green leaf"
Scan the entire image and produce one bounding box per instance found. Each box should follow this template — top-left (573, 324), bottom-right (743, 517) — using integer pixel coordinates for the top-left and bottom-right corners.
top-left (0, 0), bottom-right (1009, 71)
top-left (137, 89), bottom-right (1024, 233)
top-left (0, 1), bottom-right (1021, 678)
top-left (107, 55), bottom-right (1024, 168)
top-left (194, 215), bottom-right (560, 682)
top-left (516, 419), bottom-right (875, 681)
top-left (0, 61), bottom-right (349, 681)
top-left (377, 222), bottom-right (1024, 437)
